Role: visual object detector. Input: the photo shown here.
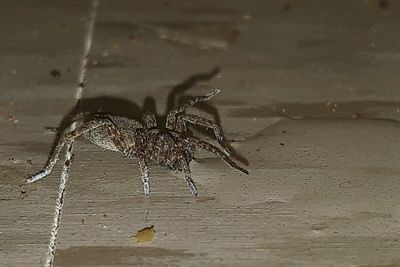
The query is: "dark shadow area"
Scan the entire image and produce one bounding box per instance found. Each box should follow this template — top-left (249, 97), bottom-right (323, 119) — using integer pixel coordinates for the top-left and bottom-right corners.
top-left (165, 67), bottom-right (220, 121)
top-left (48, 68), bottom-right (249, 166)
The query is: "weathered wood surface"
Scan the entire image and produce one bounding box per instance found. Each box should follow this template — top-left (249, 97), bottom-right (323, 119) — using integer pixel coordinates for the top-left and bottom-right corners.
top-left (0, 1), bottom-right (89, 266)
top-left (1, 1), bottom-right (400, 267)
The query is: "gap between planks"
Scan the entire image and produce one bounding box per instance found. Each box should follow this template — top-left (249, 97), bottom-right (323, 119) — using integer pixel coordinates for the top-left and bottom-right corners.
top-left (45, 1), bottom-right (99, 266)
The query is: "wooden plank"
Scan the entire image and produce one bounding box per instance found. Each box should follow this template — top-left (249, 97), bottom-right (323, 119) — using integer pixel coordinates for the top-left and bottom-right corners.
top-left (54, 120), bottom-right (400, 267)
top-left (0, 1), bottom-right (90, 266)
top-left (3, 1), bottom-right (400, 266)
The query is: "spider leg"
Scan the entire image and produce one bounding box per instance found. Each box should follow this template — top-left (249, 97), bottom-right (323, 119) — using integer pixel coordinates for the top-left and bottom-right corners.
top-left (188, 136), bottom-right (249, 175)
top-left (182, 161), bottom-right (198, 197)
top-left (26, 117), bottom-right (125, 184)
top-left (138, 157), bottom-right (150, 196)
top-left (143, 111), bottom-right (157, 129)
top-left (26, 140), bottom-right (65, 184)
top-left (165, 89), bottom-right (220, 131)
top-left (176, 113), bottom-right (231, 156)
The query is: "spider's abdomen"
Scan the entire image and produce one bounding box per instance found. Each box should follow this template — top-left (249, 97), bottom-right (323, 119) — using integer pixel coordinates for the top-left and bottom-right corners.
top-left (84, 114), bottom-right (144, 153)
top-left (84, 126), bottom-right (121, 152)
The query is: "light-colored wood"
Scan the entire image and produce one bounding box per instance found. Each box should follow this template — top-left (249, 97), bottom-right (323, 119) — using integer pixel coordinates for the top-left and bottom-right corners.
top-left (2, 1), bottom-right (400, 267)
top-left (0, 1), bottom-right (92, 266)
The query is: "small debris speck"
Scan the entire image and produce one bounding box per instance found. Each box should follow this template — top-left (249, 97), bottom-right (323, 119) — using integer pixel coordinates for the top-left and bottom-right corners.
top-left (379, 0), bottom-right (390, 9)
top-left (50, 69), bottom-right (62, 78)
top-left (283, 3), bottom-right (292, 11)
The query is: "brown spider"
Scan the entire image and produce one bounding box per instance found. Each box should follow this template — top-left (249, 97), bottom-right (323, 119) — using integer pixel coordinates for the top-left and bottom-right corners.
top-left (26, 89), bottom-right (248, 196)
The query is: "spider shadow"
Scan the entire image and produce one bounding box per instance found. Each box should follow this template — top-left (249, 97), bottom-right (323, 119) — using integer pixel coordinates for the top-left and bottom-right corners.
top-left (51, 67), bottom-right (249, 166)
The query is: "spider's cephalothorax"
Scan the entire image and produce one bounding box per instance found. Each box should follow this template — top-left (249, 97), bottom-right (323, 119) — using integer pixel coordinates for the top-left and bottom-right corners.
top-left (26, 89), bottom-right (248, 196)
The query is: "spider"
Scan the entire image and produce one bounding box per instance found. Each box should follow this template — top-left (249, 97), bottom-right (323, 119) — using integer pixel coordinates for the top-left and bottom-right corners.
top-left (26, 89), bottom-right (248, 196)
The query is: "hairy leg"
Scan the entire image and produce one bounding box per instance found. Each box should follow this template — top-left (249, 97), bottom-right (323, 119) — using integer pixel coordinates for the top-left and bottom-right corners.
top-left (188, 136), bottom-right (249, 175)
top-left (176, 113), bottom-right (231, 156)
top-left (138, 157), bottom-right (150, 196)
top-left (165, 89), bottom-right (220, 131)
top-left (26, 117), bottom-right (126, 184)
top-left (143, 111), bottom-right (157, 129)
top-left (182, 161), bottom-right (198, 197)
top-left (26, 135), bottom-right (68, 184)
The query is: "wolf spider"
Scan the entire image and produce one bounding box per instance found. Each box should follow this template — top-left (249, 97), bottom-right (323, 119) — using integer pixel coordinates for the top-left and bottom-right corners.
top-left (26, 89), bottom-right (248, 196)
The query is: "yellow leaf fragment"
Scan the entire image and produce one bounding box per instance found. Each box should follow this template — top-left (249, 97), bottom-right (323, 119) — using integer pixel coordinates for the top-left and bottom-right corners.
top-left (131, 225), bottom-right (155, 243)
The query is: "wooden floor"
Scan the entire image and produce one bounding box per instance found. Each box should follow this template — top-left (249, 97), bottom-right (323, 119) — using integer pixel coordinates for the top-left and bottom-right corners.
top-left (1, 1), bottom-right (400, 266)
